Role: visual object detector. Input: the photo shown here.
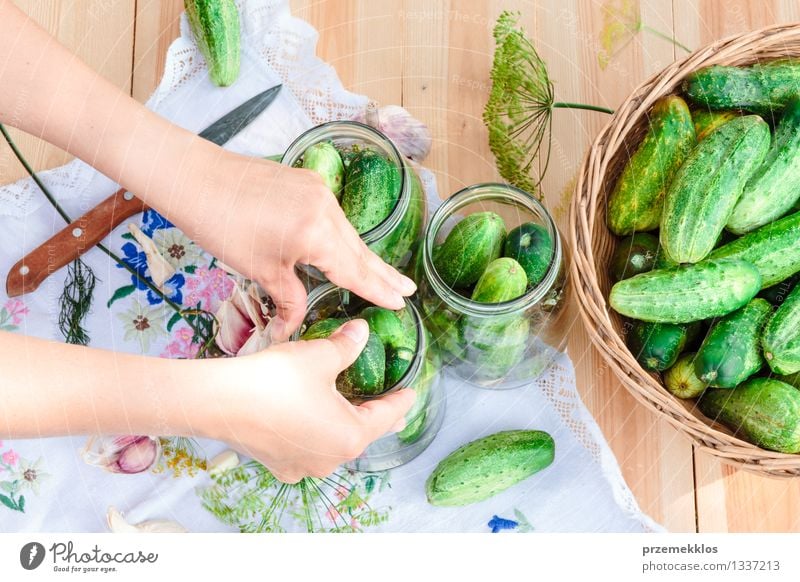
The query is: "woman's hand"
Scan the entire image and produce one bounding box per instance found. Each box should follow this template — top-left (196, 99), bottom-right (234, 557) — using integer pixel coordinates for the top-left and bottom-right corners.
top-left (195, 319), bottom-right (417, 482)
top-left (173, 150), bottom-right (416, 341)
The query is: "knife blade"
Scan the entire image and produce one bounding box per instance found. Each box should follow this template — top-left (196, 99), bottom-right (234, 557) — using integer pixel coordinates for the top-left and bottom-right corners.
top-left (6, 84), bottom-right (282, 297)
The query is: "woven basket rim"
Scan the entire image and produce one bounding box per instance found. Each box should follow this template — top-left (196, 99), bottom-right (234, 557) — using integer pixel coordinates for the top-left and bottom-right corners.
top-left (569, 22), bottom-right (800, 479)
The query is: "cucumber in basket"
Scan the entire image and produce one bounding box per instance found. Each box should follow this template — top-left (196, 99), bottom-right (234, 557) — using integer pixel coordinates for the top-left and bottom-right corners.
top-left (698, 378), bottom-right (800, 454)
top-left (627, 320), bottom-right (698, 372)
top-left (609, 232), bottom-right (660, 282)
top-left (606, 95), bottom-right (695, 236)
top-left (426, 430), bottom-right (555, 507)
top-left (609, 258), bottom-right (761, 324)
top-left (762, 285), bottom-right (800, 375)
top-left (659, 115), bottom-right (769, 264)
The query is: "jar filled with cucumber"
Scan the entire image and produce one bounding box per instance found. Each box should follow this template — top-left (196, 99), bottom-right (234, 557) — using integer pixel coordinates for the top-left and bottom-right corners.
top-left (292, 283), bottom-right (444, 471)
top-left (606, 61), bottom-right (800, 454)
top-left (417, 183), bottom-right (568, 389)
top-left (281, 121), bottom-right (427, 288)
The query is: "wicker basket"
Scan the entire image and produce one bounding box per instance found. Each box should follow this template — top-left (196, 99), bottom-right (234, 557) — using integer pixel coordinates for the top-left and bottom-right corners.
top-left (570, 23), bottom-right (800, 479)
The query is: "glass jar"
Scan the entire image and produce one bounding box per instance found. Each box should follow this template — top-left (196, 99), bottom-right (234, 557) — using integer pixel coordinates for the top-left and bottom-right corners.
top-left (418, 183), bottom-right (568, 389)
top-left (291, 283), bottom-right (445, 472)
top-left (281, 121), bottom-right (427, 287)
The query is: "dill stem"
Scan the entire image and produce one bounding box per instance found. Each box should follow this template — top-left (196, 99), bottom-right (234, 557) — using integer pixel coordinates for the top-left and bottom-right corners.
top-left (641, 25), bottom-right (692, 54)
top-left (552, 102), bottom-right (614, 115)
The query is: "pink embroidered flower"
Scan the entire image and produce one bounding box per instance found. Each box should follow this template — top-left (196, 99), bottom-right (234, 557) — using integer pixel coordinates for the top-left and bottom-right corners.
top-left (4, 299), bottom-right (29, 325)
top-left (184, 267), bottom-right (234, 312)
top-left (160, 326), bottom-right (201, 359)
top-left (2, 449), bottom-right (20, 466)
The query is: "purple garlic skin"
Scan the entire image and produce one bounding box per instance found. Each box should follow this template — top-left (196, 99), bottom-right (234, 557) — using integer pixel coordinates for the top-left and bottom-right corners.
top-left (81, 435), bottom-right (161, 474)
top-left (354, 103), bottom-right (432, 162)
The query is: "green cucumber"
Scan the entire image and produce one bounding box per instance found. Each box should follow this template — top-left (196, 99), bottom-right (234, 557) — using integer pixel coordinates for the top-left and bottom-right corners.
top-left (336, 332), bottom-right (386, 397)
top-left (683, 60), bottom-right (800, 115)
top-left (709, 209), bottom-right (800, 288)
top-left (762, 285), bottom-right (800, 375)
top-left (425, 430), bottom-right (555, 507)
top-left (609, 258), bottom-right (761, 323)
top-left (698, 378), bottom-right (800, 453)
top-left (397, 354), bottom-right (438, 444)
top-left (503, 222), bottom-right (553, 286)
top-left (692, 109), bottom-right (740, 141)
top-left (302, 141), bottom-right (344, 199)
top-left (727, 98), bottom-right (800, 234)
top-left (461, 315), bottom-right (530, 379)
top-left (341, 149), bottom-right (401, 234)
top-left (369, 170), bottom-right (426, 268)
top-left (609, 233), bottom-right (660, 282)
top-left (360, 306), bottom-right (412, 350)
top-left (433, 212), bottom-right (506, 288)
top-left (424, 303), bottom-right (465, 361)
top-left (185, 0), bottom-right (241, 87)
top-left (660, 115), bottom-right (770, 263)
top-left (694, 298), bottom-right (772, 388)
top-left (606, 96), bottom-right (695, 235)
top-left (664, 353), bottom-right (708, 399)
top-left (385, 346), bottom-right (415, 388)
top-left (627, 320), bottom-right (696, 372)
top-left (301, 317), bottom-right (345, 340)
top-left (470, 257), bottom-right (528, 303)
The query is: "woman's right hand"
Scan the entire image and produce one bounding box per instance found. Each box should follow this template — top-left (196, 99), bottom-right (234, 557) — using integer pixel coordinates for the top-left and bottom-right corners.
top-left (194, 319), bottom-right (416, 483)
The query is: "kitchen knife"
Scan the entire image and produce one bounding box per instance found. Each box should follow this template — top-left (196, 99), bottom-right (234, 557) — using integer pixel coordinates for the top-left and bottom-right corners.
top-left (6, 84), bottom-right (282, 297)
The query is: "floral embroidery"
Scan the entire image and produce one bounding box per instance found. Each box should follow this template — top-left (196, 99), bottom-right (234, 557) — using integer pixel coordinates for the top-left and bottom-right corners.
top-left (184, 267), bottom-right (235, 312)
top-left (153, 229), bottom-right (203, 270)
top-left (140, 209), bottom-right (175, 237)
top-left (1, 446), bottom-right (48, 513)
top-left (117, 242), bottom-right (186, 305)
top-left (487, 509), bottom-right (534, 533)
top-left (0, 298), bottom-right (29, 331)
top-left (119, 300), bottom-right (166, 352)
top-left (160, 325), bottom-right (201, 359)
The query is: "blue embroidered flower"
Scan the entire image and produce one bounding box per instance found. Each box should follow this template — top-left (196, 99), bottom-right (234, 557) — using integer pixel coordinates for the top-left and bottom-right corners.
top-left (140, 209), bottom-right (175, 237)
top-left (487, 515), bottom-right (518, 533)
top-left (117, 242), bottom-right (185, 305)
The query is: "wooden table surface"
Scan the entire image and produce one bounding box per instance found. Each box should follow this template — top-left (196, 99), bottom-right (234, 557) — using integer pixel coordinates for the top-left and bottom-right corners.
top-left (3, 0), bottom-right (800, 532)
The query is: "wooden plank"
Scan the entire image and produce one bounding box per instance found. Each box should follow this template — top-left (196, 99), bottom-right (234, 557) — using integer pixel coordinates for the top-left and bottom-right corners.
top-left (674, 0), bottom-right (800, 533)
top-left (0, 0), bottom-right (135, 184)
top-left (532, 0), bottom-right (696, 532)
top-left (131, 0), bottom-right (183, 103)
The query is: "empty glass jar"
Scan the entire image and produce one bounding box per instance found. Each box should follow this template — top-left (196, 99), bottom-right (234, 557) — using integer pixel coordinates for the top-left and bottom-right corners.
top-left (291, 283), bottom-right (445, 471)
top-left (417, 183), bottom-right (569, 389)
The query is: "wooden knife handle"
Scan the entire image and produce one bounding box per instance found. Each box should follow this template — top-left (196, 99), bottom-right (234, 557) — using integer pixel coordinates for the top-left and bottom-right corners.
top-left (5, 188), bottom-right (148, 297)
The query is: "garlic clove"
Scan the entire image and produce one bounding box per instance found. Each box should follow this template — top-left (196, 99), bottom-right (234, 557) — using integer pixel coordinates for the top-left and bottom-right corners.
top-left (81, 436), bottom-right (161, 474)
top-left (107, 506), bottom-right (188, 533)
top-left (236, 324), bottom-right (271, 356)
top-left (208, 450), bottom-right (240, 476)
top-left (214, 297), bottom-right (255, 355)
top-left (128, 224), bottom-right (176, 288)
top-left (354, 103), bottom-right (432, 162)
top-left (115, 436), bottom-right (161, 474)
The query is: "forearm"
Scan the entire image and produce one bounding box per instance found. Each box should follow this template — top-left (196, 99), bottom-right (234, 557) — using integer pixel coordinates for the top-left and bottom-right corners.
top-left (0, 1), bottom-right (219, 225)
top-left (0, 330), bottom-right (211, 439)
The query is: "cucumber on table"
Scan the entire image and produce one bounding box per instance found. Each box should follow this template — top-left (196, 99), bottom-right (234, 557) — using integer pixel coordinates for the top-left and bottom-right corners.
top-left (503, 222), bottom-right (554, 286)
top-left (433, 212), bottom-right (506, 288)
top-left (606, 96), bottom-right (695, 235)
top-left (185, 0), bottom-right (241, 87)
top-left (698, 378), bottom-right (800, 453)
top-left (762, 285), bottom-right (800, 375)
top-left (727, 98), bottom-right (800, 234)
top-left (426, 430), bottom-right (555, 507)
top-left (659, 115), bottom-right (770, 264)
top-left (470, 257), bottom-right (528, 303)
top-left (709, 209), bottom-right (800, 288)
top-left (341, 149), bottom-right (401, 234)
top-left (683, 60), bottom-right (800, 115)
top-left (694, 298), bottom-right (772, 388)
top-left (609, 258), bottom-right (761, 324)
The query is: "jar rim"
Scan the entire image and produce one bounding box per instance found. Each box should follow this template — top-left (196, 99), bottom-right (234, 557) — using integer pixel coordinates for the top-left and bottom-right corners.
top-left (280, 120), bottom-right (411, 244)
top-left (289, 282), bottom-right (427, 401)
top-left (422, 182), bottom-right (562, 317)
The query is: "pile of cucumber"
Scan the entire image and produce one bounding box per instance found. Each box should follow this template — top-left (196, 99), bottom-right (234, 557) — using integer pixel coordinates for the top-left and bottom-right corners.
top-left (606, 60), bottom-right (800, 454)
top-left (298, 141), bottom-right (400, 234)
top-left (301, 305), bottom-right (417, 398)
top-left (433, 211), bottom-right (553, 303)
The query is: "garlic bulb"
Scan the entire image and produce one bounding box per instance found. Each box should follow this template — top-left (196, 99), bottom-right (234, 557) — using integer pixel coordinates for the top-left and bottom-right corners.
top-left (354, 102), bottom-right (432, 162)
top-left (81, 435), bottom-right (161, 474)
